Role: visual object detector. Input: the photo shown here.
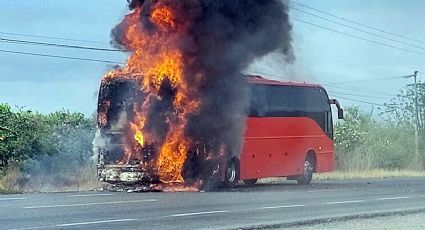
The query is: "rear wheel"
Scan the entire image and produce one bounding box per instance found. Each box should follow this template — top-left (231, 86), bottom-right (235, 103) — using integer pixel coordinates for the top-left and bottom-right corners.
top-left (243, 179), bottom-right (258, 186)
top-left (296, 155), bottom-right (315, 185)
top-left (224, 160), bottom-right (239, 188)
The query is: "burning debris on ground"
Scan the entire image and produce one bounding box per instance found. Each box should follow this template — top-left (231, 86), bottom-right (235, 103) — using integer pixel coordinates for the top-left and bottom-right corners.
top-left (94, 0), bottom-right (294, 191)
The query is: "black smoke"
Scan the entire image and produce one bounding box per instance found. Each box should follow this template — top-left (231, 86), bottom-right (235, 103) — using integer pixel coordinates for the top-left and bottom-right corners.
top-left (127, 0), bottom-right (144, 9)
top-left (112, 0), bottom-right (293, 182)
top-left (182, 0), bottom-right (294, 157)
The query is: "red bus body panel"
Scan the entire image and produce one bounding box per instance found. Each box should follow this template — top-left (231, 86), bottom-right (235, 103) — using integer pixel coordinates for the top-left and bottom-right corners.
top-left (238, 77), bottom-right (334, 180)
top-left (239, 117), bottom-right (334, 180)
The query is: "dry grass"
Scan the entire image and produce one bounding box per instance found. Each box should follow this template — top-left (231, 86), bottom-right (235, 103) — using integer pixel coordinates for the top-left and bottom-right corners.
top-left (23, 166), bottom-right (102, 193)
top-left (0, 179), bottom-right (5, 193)
top-left (0, 180), bottom-right (17, 194)
top-left (0, 165), bottom-right (101, 194)
top-left (258, 169), bottom-right (425, 184)
top-left (0, 167), bottom-right (21, 194)
top-left (315, 169), bottom-right (425, 180)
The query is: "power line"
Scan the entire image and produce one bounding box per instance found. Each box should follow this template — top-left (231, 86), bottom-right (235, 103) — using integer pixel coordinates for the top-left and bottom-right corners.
top-left (0, 49), bottom-right (124, 64)
top-left (292, 17), bottom-right (425, 56)
top-left (290, 6), bottom-right (425, 51)
top-left (328, 94), bottom-right (385, 106)
top-left (330, 75), bottom-right (406, 84)
top-left (291, 1), bottom-right (425, 45)
top-left (0, 31), bottom-right (105, 45)
top-left (247, 70), bottom-right (401, 97)
top-left (328, 91), bottom-right (392, 100)
top-left (0, 37), bottom-right (120, 52)
top-left (323, 83), bottom-right (398, 97)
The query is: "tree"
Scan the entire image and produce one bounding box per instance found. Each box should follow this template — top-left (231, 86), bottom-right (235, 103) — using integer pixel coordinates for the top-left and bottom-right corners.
top-left (0, 104), bottom-right (96, 181)
top-left (22, 110), bottom-right (97, 189)
top-left (0, 104), bottom-right (48, 169)
top-left (380, 82), bottom-right (425, 168)
top-left (381, 82), bottom-right (425, 129)
top-left (334, 106), bottom-right (375, 170)
top-left (335, 106), bottom-right (415, 171)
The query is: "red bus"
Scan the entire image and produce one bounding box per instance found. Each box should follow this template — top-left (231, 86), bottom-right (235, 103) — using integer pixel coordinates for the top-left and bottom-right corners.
top-left (96, 75), bottom-right (343, 187)
top-left (222, 75), bottom-right (343, 186)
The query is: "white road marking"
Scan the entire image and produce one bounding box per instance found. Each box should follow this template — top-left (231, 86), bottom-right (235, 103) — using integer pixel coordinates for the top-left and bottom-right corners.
top-left (325, 200), bottom-right (365, 205)
top-left (9, 219), bottom-right (137, 230)
top-left (257, 204), bottom-right (306, 210)
top-left (377, 196), bottom-right (409, 201)
top-left (9, 226), bottom-right (52, 230)
top-left (23, 199), bottom-right (157, 209)
top-left (56, 218), bottom-right (136, 227)
top-left (168, 210), bottom-right (229, 217)
top-left (0, 197), bottom-right (25, 201)
top-left (307, 188), bottom-right (363, 193)
top-left (67, 193), bottom-right (113, 197)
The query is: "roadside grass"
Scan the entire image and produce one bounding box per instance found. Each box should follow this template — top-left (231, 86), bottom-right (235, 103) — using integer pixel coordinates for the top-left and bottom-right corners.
top-left (22, 166), bottom-right (102, 193)
top-left (0, 166), bottom-right (23, 194)
top-left (259, 169), bottom-right (425, 184)
top-left (0, 180), bottom-right (20, 194)
top-left (0, 179), bottom-right (5, 193)
top-left (315, 169), bottom-right (425, 180)
top-left (0, 166), bottom-right (101, 194)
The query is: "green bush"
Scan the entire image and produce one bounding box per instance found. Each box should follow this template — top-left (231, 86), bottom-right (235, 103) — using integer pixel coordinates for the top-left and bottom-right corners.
top-left (0, 104), bottom-right (96, 191)
top-left (335, 106), bottom-right (416, 171)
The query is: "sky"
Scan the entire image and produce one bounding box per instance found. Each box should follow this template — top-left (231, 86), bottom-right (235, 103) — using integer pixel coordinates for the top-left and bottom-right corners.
top-left (0, 0), bottom-right (424, 115)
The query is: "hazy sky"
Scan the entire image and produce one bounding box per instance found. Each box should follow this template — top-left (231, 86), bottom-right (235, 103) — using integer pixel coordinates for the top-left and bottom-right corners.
top-left (1, 0), bottom-right (424, 115)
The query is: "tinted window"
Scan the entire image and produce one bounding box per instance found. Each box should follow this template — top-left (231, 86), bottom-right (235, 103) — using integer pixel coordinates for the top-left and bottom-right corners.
top-left (267, 85), bottom-right (327, 114)
top-left (249, 85), bottom-right (268, 117)
top-left (249, 84), bottom-right (330, 116)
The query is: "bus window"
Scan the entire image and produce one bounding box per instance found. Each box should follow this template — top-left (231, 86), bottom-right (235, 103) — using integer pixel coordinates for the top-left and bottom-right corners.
top-left (249, 85), bottom-right (268, 117)
top-left (325, 111), bottom-right (332, 133)
top-left (266, 85), bottom-right (325, 115)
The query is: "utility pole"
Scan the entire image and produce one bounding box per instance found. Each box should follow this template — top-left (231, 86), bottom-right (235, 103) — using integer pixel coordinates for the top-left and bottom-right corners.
top-left (413, 71), bottom-right (420, 169)
top-left (404, 71), bottom-right (420, 169)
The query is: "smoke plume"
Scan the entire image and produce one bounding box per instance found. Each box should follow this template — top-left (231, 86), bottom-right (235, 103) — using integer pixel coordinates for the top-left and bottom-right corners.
top-left (104, 0), bottom-right (293, 183)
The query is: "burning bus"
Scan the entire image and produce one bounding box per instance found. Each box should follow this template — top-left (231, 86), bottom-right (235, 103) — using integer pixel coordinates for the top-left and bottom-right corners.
top-left (93, 0), bottom-right (341, 190)
top-left (95, 74), bottom-right (343, 188)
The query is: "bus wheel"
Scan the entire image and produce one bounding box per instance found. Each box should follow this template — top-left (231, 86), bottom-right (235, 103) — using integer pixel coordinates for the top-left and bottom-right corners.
top-left (296, 155), bottom-right (315, 185)
top-left (243, 179), bottom-right (258, 186)
top-left (224, 160), bottom-right (239, 188)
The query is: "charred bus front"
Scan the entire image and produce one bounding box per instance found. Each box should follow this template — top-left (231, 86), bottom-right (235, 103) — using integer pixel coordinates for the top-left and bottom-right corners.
top-left (95, 77), bottom-right (225, 185)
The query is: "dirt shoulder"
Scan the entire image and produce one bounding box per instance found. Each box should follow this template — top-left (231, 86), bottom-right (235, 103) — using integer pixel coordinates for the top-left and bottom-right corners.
top-left (258, 169), bottom-right (425, 185)
top-left (314, 169), bottom-right (425, 180)
top-left (281, 212), bottom-right (425, 230)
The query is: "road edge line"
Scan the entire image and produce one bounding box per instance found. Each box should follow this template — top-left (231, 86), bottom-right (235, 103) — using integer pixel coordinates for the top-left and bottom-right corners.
top-left (232, 207), bottom-right (425, 230)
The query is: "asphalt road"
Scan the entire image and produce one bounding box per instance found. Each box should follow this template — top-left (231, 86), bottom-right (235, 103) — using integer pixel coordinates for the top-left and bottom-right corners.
top-left (2, 178), bottom-right (425, 230)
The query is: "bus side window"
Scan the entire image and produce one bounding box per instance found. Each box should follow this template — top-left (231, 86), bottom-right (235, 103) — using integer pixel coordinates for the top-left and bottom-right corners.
top-left (318, 88), bottom-right (333, 136)
top-left (249, 85), bottom-right (268, 117)
top-left (325, 111), bottom-right (331, 133)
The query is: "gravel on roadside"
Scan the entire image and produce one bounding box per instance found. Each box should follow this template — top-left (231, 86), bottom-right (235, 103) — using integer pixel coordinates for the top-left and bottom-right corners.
top-left (281, 212), bottom-right (425, 230)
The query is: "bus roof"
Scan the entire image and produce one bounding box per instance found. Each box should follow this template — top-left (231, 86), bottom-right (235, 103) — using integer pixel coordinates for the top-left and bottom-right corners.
top-left (246, 75), bottom-right (323, 88)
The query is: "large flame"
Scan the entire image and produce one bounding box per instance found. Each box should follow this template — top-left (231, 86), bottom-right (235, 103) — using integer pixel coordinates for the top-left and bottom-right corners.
top-left (151, 5), bottom-right (176, 30)
top-left (102, 5), bottom-right (199, 184)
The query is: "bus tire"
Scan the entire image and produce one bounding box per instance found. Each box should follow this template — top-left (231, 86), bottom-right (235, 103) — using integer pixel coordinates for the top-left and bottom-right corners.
top-left (296, 154), bottom-right (315, 185)
top-left (243, 179), bottom-right (258, 186)
top-left (224, 159), bottom-right (239, 188)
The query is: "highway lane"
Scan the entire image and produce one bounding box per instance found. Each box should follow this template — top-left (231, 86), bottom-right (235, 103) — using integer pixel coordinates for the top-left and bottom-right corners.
top-left (1, 177), bottom-right (425, 230)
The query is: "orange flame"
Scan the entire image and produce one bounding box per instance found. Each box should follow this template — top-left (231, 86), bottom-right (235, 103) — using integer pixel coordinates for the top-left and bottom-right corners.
top-left (102, 5), bottom-right (200, 184)
top-left (155, 182), bottom-right (200, 192)
top-left (97, 100), bottom-right (110, 127)
top-left (131, 122), bottom-right (145, 147)
top-left (151, 6), bottom-right (176, 30)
